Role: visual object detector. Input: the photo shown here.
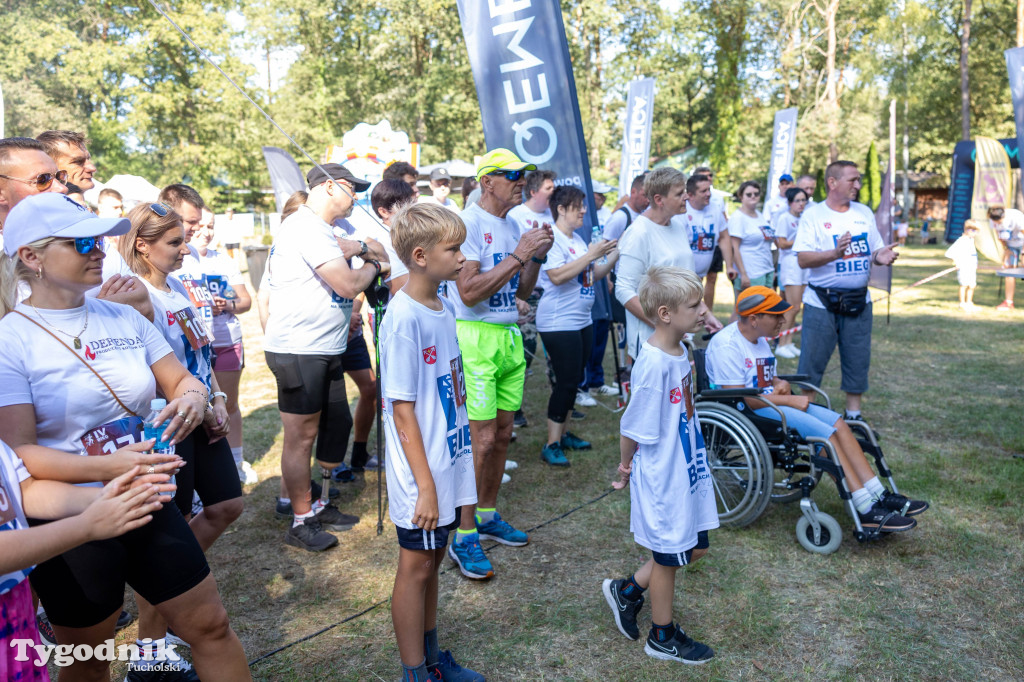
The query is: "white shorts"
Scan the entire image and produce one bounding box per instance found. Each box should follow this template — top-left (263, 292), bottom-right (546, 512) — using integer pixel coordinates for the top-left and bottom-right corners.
top-left (957, 267), bottom-right (977, 287)
top-left (779, 256), bottom-right (808, 288)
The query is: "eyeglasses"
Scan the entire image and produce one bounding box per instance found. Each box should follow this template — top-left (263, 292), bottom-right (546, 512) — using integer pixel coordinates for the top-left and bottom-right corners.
top-left (149, 203), bottom-right (171, 217)
top-left (0, 170), bottom-right (69, 191)
top-left (60, 236), bottom-right (104, 254)
top-left (744, 192), bottom-right (761, 198)
top-left (488, 169), bottom-right (525, 182)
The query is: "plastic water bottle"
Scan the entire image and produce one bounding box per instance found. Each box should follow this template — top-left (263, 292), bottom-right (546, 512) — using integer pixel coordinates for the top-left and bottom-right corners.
top-left (592, 224), bottom-right (607, 264)
top-left (144, 398), bottom-right (176, 486)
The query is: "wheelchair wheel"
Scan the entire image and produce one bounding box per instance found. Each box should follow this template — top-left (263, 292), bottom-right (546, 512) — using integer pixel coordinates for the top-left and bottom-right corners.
top-left (771, 462), bottom-right (824, 504)
top-left (795, 511), bottom-right (842, 554)
top-left (698, 402), bottom-right (773, 527)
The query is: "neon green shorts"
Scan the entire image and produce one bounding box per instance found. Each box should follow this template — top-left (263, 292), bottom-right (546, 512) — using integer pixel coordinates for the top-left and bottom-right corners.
top-left (456, 319), bottom-right (526, 421)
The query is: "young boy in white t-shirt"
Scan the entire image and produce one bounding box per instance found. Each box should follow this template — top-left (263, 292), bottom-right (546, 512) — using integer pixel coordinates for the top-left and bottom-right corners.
top-left (945, 220), bottom-right (979, 310)
top-left (602, 266), bottom-right (719, 665)
top-left (380, 203), bottom-right (484, 682)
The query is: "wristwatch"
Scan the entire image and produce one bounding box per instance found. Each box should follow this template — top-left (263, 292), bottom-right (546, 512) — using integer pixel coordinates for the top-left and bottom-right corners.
top-left (358, 240), bottom-right (369, 257)
top-left (531, 255), bottom-right (547, 264)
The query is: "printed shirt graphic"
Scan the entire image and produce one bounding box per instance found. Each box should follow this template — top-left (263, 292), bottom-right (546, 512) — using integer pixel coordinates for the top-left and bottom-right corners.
top-left (705, 322), bottom-right (777, 395)
top-left (450, 203), bottom-right (521, 325)
top-left (773, 210), bottom-right (801, 271)
top-left (681, 201), bottom-right (726, 278)
top-left (0, 299), bottom-right (170, 470)
top-left (727, 211), bottom-right (776, 279)
top-left (619, 342), bottom-right (719, 554)
top-left (188, 248), bottom-right (246, 345)
top-left (263, 206), bottom-right (354, 354)
top-left (176, 244), bottom-right (217, 345)
top-left (536, 230), bottom-right (596, 332)
top-left (0, 441), bottom-right (33, 595)
top-left (380, 292), bottom-right (478, 529)
top-left (793, 200), bottom-right (883, 309)
top-left (143, 276), bottom-right (214, 390)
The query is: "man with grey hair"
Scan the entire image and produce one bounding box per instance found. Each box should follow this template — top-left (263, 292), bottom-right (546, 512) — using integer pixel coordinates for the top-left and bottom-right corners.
top-left (37, 129), bottom-right (97, 191)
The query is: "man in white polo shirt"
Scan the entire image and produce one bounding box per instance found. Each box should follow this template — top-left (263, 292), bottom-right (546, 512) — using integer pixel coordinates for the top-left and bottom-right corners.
top-left (264, 163), bottom-right (388, 551)
top-left (447, 148), bottom-right (553, 580)
top-left (794, 160), bottom-right (898, 420)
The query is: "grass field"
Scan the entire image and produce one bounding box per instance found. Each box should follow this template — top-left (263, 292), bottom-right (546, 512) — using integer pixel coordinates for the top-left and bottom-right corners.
top-left (105, 243), bottom-right (1024, 681)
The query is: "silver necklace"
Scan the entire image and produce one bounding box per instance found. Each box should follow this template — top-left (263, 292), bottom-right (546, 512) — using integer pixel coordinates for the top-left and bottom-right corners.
top-left (29, 300), bottom-right (89, 350)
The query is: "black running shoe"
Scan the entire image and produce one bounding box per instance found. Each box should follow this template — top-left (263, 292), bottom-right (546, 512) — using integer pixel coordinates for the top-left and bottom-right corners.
top-left (644, 626), bottom-right (714, 665)
top-left (513, 410), bottom-right (528, 428)
top-left (570, 409), bottom-right (585, 421)
top-left (877, 490), bottom-right (929, 517)
top-left (285, 518), bottom-right (339, 551)
top-left (37, 614), bottom-right (56, 647)
top-left (859, 502), bottom-right (916, 532)
top-left (602, 578), bottom-right (645, 641)
top-left (116, 609), bottom-right (135, 631)
top-left (313, 503), bottom-right (359, 531)
top-left (274, 480), bottom-right (340, 518)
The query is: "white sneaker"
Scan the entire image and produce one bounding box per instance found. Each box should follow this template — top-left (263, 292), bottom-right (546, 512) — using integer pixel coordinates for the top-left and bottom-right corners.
top-left (501, 473), bottom-right (512, 484)
top-left (791, 345), bottom-right (801, 356)
top-left (775, 344), bottom-right (797, 359)
top-left (191, 492), bottom-right (204, 516)
top-left (575, 390), bottom-right (597, 407)
top-left (505, 460), bottom-right (519, 470)
top-left (590, 384), bottom-right (619, 395)
top-left (364, 454), bottom-right (381, 469)
top-left (238, 461), bottom-right (259, 485)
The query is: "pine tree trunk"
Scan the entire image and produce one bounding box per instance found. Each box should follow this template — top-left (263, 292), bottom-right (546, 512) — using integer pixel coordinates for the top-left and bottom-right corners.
top-left (961, 0), bottom-right (972, 141)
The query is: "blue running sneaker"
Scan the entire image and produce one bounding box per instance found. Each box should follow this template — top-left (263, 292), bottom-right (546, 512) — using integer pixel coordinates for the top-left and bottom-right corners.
top-left (447, 533), bottom-right (494, 579)
top-left (560, 431), bottom-right (591, 450)
top-left (330, 462), bottom-right (355, 483)
top-left (540, 442), bottom-right (570, 467)
top-left (430, 650), bottom-right (486, 682)
top-left (476, 512), bottom-right (528, 546)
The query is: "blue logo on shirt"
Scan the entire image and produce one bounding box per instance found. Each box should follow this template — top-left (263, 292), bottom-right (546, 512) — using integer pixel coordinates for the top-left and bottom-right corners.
top-left (436, 375), bottom-right (471, 462)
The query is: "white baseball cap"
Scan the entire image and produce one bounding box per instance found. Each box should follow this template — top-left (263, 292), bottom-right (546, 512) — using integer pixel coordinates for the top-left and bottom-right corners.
top-left (3, 193), bottom-right (131, 257)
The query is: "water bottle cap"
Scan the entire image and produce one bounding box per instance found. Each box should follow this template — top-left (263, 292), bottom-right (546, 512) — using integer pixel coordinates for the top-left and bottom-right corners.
top-left (151, 398), bottom-right (167, 410)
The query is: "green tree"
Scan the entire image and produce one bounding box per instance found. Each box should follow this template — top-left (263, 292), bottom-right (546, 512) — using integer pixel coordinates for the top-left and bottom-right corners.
top-left (859, 141), bottom-right (882, 209)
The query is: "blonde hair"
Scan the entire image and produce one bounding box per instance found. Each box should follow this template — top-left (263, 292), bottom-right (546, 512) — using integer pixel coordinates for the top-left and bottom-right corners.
top-left (643, 167), bottom-right (687, 201)
top-left (638, 265), bottom-right (704, 320)
top-left (390, 202), bottom-right (466, 266)
top-left (0, 237), bottom-right (55, 317)
top-left (120, 204), bottom-right (184, 277)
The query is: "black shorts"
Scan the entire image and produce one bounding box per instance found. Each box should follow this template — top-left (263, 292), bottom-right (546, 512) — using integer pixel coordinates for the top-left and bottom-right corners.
top-left (28, 504), bottom-right (210, 628)
top-left (395, 508), bottom-right (461, 551)
top-left (174, 426), bottom-right (243, 516)
top-left (651, 530), bottom-right (710, 567)
top-left (709, 245), bottom-right (725, 273)
top-left (341, 333), bottom-right (372, 372)
top-left (266, 351), bottom-right (347, 415)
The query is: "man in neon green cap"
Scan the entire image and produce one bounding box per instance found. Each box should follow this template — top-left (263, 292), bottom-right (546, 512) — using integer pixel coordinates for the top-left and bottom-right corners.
top-left (447, 148), bottom-right (554, 580)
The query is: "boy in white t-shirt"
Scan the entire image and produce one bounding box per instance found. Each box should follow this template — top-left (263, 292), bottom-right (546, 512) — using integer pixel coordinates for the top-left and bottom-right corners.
top-left (945, 220), bottom-right (979, 310)
top-left (602, 266), bottom-right (719, 665)
top-left (381, 203), bottom-right (484, 682)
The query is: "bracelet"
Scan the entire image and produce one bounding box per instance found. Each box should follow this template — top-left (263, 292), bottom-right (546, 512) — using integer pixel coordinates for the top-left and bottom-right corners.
top-left (211, 391), bottom-right (228, 403)
top-left (531, 255), bottom-right (547, 264)
top-left (508, 253), bottom-right (526, 268)
top-left (183, 388), bottom-right (209, 407)
top-left (230, 299), bottom-right (237, 310)
top-left (367, 259), bottom-right (382, 277)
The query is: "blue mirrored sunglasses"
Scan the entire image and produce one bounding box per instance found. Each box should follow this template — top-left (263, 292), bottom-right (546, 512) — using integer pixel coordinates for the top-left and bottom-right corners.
top-left (488, 169), bottom-right (525, 182)
top-left (68, 236), bottom-right (104, 254)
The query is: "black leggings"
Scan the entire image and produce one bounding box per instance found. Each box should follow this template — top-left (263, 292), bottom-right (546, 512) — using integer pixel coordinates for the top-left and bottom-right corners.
top-left (540, 325), bottom-right (593, 424)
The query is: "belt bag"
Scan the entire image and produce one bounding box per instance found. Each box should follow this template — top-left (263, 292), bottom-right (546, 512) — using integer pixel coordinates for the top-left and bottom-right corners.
top-left (810, 285), bottom-right (868, 317)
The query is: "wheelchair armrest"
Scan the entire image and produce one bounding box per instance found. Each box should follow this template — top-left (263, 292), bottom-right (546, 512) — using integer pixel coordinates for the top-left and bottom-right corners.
top-left (787, 381), bottom-right (832, 410)
top-left (777, 374), bottom-right (808, 381)
top-left (697, 388), bottom-right (760, 400)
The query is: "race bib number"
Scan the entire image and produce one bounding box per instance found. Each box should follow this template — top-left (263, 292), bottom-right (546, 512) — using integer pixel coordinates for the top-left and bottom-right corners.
top-left (833, 233), bottom-right (871, 274)
top-left (204, 274), bottom-right (237, 300)
top-left (79, 416), bottom-right (145, 456)
top-left (836, 233), bottom-right (870, 259)
top-left (174, 307), bottom-right (212, 351)
top-left (681, 372), bottom-right (695, 417)
top-left (759, 225), bottom-right (776, 241)
top-left (755, 357), bottom-right (776, 391)
top-left (450, 356), bottom-right (467, 407)
top-left (181, 278), bottom-right (215, 332)
top-left (695, 234), bottom-right (715, 252)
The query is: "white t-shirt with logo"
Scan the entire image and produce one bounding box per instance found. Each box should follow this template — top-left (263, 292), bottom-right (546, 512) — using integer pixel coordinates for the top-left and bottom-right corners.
top-left (705, 322), bottom-right (777, 394)
top-left (774, 210), bottom-right (808, 286)
top-left (451, 203), bottom-right (522, 325)
top-left (506, 203), bottom-right (553, 237)
top-left (727, 211), bottom-right (776, 280)
top-left (188, 248), bottom-right (245, 346)
top-left (0, 440), bottom-right (33, 595)
top-left (263, 205), bottom-right (354, 354)
top-left (619, 342), bottom-right (719, 554)
top-left (380, 292), bottom-right (477, 529)
top-left (682, 201), bottom-right (727, 278)
top-left (143, 276), bottom-right (215, 390)
top-left (615, 215), bottom-right (695, 358)
top-left (792, 200), bottom-right (883, 308)
top-left (0, 299), bottom-right (171, 470)
top-left (536, 230), bottom-right (595, 333)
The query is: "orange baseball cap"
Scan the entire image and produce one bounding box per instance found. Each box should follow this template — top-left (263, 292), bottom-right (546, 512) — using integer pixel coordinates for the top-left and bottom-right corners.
top-left (736, 286), bottom-right (792, 316)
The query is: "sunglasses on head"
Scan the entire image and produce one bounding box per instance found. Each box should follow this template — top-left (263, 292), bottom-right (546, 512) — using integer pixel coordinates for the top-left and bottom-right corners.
top-left (148, 203), bottom-right (171, 217)
top-left (0, 170), bottom-right (69, 191)
top-left (61, 236), bottom-right (104, 254)
top-left (488, 169), bottom-right (525, 182)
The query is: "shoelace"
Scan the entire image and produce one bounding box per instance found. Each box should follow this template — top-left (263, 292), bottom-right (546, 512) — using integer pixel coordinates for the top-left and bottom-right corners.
top-left (465, 541), bottom-right (488, 562)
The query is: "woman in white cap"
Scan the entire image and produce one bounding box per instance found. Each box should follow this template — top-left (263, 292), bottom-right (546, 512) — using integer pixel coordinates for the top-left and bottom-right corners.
top-left (0, 193), bottom-right (252, 681)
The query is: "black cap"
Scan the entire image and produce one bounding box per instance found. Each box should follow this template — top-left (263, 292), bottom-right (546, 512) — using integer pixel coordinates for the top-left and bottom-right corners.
top-left (430, 167), bottom-right (451, 182)
top-left (307, 163), bottom-right (371, 192)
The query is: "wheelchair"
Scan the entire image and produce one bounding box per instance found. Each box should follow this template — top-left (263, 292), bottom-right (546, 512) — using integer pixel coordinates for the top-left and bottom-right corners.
top-left (691, 349), bottom-right (906, 554)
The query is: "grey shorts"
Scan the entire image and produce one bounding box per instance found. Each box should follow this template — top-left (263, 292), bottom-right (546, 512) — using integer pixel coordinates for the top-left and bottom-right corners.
top-left (797, 302), bottom-right (872, 394)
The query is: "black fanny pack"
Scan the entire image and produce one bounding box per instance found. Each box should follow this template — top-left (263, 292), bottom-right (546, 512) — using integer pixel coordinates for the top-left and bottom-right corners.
top-left (810, 285), bottom-right (869, 317)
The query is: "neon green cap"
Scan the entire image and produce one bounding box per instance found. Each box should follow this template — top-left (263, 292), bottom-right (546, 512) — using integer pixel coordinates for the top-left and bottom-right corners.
top-left (475, 148), bottom-right (537, 181)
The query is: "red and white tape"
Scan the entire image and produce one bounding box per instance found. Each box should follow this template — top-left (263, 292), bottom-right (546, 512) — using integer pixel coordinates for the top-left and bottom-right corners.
top-left (771, 325), bottom-right (801, 340)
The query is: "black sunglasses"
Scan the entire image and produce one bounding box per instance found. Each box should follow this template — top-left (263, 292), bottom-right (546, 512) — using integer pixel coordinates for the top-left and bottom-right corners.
top-left (488, 169), bottom-right (525, 182)
top-left (0, 170), bottom-right (69, 191)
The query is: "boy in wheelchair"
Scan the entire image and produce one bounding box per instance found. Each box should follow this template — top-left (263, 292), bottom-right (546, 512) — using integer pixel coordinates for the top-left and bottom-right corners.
top-left (602, 267), bottom-right (719, 665)
top-left (705, 286), bottom-right (927, 533)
